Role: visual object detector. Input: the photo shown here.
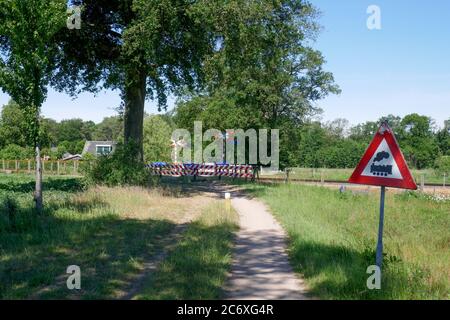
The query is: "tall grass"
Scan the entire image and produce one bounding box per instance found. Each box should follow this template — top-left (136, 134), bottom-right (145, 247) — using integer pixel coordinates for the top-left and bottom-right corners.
top-left (245, 183), bottom-right (449, 299)
top-left (270, 168), bottom-right (448, 185)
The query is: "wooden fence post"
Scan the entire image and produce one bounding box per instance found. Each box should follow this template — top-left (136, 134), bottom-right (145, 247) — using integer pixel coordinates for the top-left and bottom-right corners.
top-left (28, 160), bottom-right (31, 173)
top-left (285, 168), bottom-right (290, 184)
top-left (57, 161), bottom-right (60, 175)
top-left (420, 174), bottom-right (425, 192)
top-left (444, 174), bottom-right (447, 188)
top-left (2, 159), bottom-right (4, 171)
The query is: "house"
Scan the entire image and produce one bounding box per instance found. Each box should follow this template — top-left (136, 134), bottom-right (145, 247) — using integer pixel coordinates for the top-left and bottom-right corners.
top-left (82, 141), bottom-right (117, 157)
top-left (61, 153), bottom-right (83, 161)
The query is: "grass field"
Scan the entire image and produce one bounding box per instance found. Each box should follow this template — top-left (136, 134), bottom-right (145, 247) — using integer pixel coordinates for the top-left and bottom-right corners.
top-left (0, 174), bottom-right (234, 299)
top-left (243, 183), bottom-right (449, 300)
top-left (268, 168), bottom-right (448, 185)
top-left (2, 173), bottom-right (448, 300)
top-left (135, 201), bottom-right (238, 300)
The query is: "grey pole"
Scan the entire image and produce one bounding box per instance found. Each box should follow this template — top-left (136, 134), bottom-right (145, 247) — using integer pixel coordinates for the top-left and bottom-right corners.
top-left (376, 186), bottom-right (386, 269)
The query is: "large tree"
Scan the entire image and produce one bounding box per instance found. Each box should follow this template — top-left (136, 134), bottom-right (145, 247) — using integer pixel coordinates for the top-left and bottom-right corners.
top-left (173, 1), bottom-right (339, 167)
top-left (53, 0), bottom-right (220, 160)
top-left (198, 0), bottom-right (339, 128)
top-left (0, 0), bottom-right (66, 212)
top-left (54, 0), bottom-right (338, 162)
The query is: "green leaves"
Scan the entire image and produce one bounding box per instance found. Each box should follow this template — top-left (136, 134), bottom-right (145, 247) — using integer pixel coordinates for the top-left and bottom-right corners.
top-left (171, 1), bottom-right (340, 168)
top-left (0, 0), bottom-right (67, 145)
top-left (143, 115), bottom-right (174, 163)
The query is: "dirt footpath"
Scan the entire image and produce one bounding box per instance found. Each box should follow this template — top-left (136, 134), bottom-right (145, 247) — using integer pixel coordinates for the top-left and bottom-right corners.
top-left (154, 180), bottom-right (310, 300)
top-left (224, 195), bottom-right (309, 300)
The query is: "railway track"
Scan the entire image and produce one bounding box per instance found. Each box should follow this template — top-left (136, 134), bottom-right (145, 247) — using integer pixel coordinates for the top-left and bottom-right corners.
top-left (256, 176), bottom-right (449, 189)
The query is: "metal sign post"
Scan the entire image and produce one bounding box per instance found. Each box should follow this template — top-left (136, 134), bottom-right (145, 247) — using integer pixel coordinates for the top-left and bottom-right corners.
top-left (348, 123), bottom-right (418, 289)
top-left (376, 186), bottom-right (386, 269)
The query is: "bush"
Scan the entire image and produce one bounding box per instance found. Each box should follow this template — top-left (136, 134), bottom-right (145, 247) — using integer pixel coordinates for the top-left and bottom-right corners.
top-left (435, 156), bottom-right (450, 175)
top-left (0, 144), bottom-right (34, 160)
top-left (83, 142), bottom-right (149, 186)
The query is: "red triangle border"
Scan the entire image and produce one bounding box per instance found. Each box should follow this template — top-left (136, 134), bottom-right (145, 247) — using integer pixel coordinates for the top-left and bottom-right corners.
top-left (348, 124), bottom-right (418, 190)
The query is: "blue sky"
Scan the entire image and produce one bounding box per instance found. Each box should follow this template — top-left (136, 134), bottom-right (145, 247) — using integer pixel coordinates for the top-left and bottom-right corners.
top-left (311, 0), bottom-right (450, 127)
top-left (0, 0), bottom-right (449, 127)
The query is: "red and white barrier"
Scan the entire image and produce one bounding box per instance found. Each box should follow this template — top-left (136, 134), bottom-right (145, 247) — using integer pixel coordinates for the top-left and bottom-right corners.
top-left (147, 163), bottom-right (254, 178)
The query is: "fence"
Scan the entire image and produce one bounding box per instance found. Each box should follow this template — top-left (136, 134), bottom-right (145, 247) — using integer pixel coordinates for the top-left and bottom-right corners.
top-left (1, 160), bottom-right (446, 187)
top-left (0, 159), bottom-right (86, 176)
top-left (262, 167), bottom-right (449, 187)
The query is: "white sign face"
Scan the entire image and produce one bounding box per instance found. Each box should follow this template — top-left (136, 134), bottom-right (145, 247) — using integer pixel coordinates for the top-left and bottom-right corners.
top-left (361, 138), bottom-right (403, 180)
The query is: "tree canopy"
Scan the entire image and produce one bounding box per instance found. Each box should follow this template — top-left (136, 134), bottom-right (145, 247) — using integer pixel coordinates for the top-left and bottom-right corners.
top-left (51, 0), bottom-right (339, 160)
top-left (0, 0), bottom-right (66, 145)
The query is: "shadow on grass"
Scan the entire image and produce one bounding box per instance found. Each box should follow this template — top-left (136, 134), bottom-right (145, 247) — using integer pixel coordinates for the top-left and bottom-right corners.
top-left (150, 176), bottom-right (285, 201)
top-left (287, 238), bottom-right (438, 300)
top-left (0, 198), bottom-right (175, 299)
top-left (0, 177), bottom-right (84, 193)
top-left (136, 220), bottom-right (238, 300)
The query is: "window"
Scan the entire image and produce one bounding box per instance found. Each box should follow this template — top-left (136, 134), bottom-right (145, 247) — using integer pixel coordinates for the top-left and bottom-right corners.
top-left (96, 145), bottom-right (112, 156)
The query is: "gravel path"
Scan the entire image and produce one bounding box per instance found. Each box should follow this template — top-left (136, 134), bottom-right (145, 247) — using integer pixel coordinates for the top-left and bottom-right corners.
top-left (224, 195), bottom-right (309, 300)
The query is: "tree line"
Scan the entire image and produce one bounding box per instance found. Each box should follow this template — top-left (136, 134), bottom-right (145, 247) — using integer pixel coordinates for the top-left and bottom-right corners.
top-left (0, 100), bottom-right (122, 159)
top-left (1, 98), bottom-right (448, 172)
top-left (0, 99), bottom-right (175, 163)
top-left (295, 115), bottom-right (449, 170)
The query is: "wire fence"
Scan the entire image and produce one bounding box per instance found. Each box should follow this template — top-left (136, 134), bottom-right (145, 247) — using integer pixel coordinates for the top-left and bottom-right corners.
top-left (260, 167), bottom-right (449, 187)
top-left (0, 159), bottom-right (88, 176)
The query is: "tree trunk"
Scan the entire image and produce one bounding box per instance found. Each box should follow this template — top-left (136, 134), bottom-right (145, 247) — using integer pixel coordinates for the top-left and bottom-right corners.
top-left (124, 69), bottom-right (147, 161)
top-left (34, 145), bottom-right (43, 213)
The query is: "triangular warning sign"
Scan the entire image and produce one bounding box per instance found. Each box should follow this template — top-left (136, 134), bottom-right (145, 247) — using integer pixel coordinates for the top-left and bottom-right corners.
top-left (349, 123), bottom-right (417, 190)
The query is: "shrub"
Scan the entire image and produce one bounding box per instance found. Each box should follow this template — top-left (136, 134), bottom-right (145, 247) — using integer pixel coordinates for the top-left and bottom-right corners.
top-left (435, 156), bottom-right (450, 175)
top-left (83, 142), bottom-right (149, 186)
top-left (0, 144), bottom-right (34, 160)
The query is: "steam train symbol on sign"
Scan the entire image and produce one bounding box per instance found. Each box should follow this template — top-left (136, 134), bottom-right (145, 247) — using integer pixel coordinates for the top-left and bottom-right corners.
top-left (370, 151), bottom-right (393, 177)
